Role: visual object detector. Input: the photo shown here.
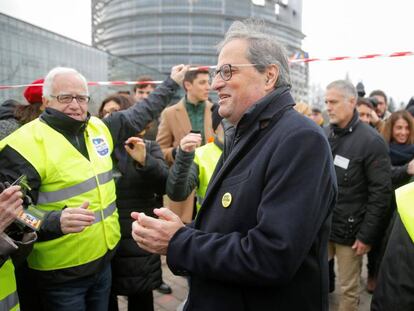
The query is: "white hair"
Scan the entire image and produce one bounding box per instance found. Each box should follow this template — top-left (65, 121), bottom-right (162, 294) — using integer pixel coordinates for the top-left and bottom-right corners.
top-left (43, 67), bottom-right (88, 98)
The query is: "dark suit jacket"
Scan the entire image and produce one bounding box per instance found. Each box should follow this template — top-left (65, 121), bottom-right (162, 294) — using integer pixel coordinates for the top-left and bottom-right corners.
top-left (166, 88), bottom-right (337, 310)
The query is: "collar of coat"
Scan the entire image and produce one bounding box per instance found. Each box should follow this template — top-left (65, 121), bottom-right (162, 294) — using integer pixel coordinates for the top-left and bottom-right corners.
top-left (40, 107), bottom-right (90, 135)
top-left (235, 85), bottom-right (294, 136)
top-left (221, 86), bottom-right (294, 162)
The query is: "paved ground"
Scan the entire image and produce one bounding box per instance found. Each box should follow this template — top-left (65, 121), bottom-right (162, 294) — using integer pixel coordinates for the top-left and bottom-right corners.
top-left (119, 256), bottom-right (373, 311)
top-left (118, 256), bottom-right (188, 311)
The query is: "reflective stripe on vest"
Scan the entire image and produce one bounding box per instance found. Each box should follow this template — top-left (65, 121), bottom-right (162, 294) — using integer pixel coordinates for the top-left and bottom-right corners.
top-left (93, 201), bottom-right (116, 223)
top-left (396, 181), bottom-right (414, 242)
top-left (38, 170), bottom-right (113, 204)
top-left (0, 293), bottom-right (19, 311)
top-left (0, 259), bottom-right (19, 311)
top-left (194, 142), bottom-right (222, 212)
top-left (0, 117), bottom-right (120, 271)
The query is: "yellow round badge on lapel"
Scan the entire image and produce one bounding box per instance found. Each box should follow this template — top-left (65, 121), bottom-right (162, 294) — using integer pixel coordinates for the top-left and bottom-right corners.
top-left (222, 192), bottom-right (232, 208)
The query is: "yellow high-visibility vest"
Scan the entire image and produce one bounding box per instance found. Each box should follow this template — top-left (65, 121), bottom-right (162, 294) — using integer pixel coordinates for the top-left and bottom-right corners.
top-left (194, 141), bottom-right (222, 212)
top-left (396, 181), bottom-right (414, 242)
top-left (0, 117), bottom-right (120, 271)
top-left (0, 259), bottom-right (19, 311)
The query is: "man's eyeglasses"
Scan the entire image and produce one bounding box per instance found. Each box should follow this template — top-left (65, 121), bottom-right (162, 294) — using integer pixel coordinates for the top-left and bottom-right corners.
top-left (211, 64), bottom-right (258, 81)
top-left (50, 94), bottom-right (90, 104)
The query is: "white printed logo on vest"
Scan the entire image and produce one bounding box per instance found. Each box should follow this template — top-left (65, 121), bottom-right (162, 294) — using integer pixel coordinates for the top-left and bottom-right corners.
top-left (91, 137), bottom-right (109, 157)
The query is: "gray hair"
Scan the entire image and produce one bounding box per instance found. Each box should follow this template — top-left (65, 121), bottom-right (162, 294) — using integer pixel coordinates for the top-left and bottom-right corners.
top-left (326, 80), bottom-right (357, 101)
top-left (43, 67), bottom-right (88, 98)
top-left (217, 19), bottom-right (291, 89)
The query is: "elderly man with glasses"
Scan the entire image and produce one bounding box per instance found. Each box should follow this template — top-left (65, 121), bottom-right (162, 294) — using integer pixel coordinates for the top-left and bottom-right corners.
top-left (131, 19), bottom-right (337, 311)
top-left (0, 65), bottom-right (187, 311)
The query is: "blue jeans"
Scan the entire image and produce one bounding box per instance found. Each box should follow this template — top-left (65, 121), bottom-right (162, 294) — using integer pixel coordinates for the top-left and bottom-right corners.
top-left (39, 264), bottom-right (112, 311)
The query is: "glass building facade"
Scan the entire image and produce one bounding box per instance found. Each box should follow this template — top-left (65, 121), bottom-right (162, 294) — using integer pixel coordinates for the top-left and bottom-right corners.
top-left (92, 0), bottom-right (308, 101)
top-left (0, 13), bottom-right (109, 112)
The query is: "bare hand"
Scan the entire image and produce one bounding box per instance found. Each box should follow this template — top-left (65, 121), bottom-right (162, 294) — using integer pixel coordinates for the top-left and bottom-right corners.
top-left (131, 207), bottom-right (184, 255)
top-left (370, 110), bottom-right (380, 126)
top-left (0, 185), bottom-right (23, 232)
top-left (170, 64), bottom-right (189, 87)
top-left (180, 133), bottom-right (202, 152)
top-left (125, 137), bottom-right (146, 166)
top-left (60, 201), bottom-right (95, 234)
top-left (351, 239), bottom-right (371, 256)
top-left (407, 159), bottom-right (414, 175)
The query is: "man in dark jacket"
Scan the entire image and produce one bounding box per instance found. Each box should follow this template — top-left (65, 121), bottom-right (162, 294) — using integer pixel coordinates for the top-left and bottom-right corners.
top-left (131, 19), bottom-right (337, 311)
top-left (325, 80), bottom-right (391, 311)
top-left (0, 64), bottom-right (187, 311)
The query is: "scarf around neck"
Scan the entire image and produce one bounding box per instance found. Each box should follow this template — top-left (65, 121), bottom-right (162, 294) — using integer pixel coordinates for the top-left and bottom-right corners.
top-left (389, 142), bottom-right (414, 166)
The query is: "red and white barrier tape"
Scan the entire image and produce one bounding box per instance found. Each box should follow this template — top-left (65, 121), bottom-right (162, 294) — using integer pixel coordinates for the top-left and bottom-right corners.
top-left (1, 52), bottom-right (413, 90)
top-left (0, 81), bottom-right (164, 90)
top-left (289, 51), bottom-right (414, 63)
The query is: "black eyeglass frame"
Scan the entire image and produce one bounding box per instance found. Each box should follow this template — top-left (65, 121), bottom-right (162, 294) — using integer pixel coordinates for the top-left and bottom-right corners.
top-left (212, 63), bottom-right (260, 81)
top-left (50, 94), bottom-right (91, 104)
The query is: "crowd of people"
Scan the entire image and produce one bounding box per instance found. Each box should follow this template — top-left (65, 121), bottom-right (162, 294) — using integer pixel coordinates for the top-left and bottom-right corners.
top-left (1, 19), bottom-right (414, 311)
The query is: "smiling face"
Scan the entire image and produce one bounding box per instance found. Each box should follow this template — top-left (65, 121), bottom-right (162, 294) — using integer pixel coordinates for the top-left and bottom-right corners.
top-left (392, 117), bottom-right (410, 144)
top-left (43, 73), bottom-right (89, 121)
top-left (211, 39), bottom-right (271, 125)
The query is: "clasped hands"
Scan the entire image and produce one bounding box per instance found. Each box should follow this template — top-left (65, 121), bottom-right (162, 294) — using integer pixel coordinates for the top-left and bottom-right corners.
top-left (131, 208), bottom-right (185, 255)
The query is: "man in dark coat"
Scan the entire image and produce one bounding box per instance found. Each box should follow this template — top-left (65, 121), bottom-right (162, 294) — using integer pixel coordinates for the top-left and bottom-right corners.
top-left (131, 19), bottom-right (337, 311)
top-left (324, 80), bottom-right (391, 311)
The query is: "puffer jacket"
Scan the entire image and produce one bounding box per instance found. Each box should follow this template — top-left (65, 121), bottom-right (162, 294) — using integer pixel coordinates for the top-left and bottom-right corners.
top-left (325, 112), bottom-right (392, 246)
top-left (111, 140), bottom-right (168, 295)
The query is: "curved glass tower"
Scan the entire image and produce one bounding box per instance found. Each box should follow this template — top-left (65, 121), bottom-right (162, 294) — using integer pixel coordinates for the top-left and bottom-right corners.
top-left (92, 0), bottom-right (308, 100)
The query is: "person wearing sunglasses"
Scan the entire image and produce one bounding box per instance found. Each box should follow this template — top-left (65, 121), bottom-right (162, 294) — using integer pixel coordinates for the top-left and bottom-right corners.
top-left (131, 19), bottom-right (337, 311)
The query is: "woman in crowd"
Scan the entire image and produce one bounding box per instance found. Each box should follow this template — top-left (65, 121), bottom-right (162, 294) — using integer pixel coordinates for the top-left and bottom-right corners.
top-left (98, 94), bottom-right (168, 311)
top-left (294, 101), bottom-right (312, 117)
top-left (98, 94), bottom-right (133, 119)
top-left (382, 110), bottom-right (414, 190)
top-left (0, 78), bottom-right (44, 140)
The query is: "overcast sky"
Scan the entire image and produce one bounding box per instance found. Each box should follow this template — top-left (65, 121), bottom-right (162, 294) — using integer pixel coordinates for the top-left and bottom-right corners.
top-left (1, 0), bottom-right (413, 105)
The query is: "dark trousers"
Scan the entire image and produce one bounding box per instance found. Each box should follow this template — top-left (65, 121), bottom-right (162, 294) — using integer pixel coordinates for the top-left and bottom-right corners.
top-left (367, 244), bottom-right (381, 278)
top-left (108, 291), bottom-right (154, 311)
top-left (15, 261), bottom-right (42, 311)
top-left (18, 263), bottom-right (112, 311)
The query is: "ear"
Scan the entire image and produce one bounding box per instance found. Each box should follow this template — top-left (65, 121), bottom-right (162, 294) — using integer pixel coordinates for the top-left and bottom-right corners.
top-left (41, 96), bottom-right (49, 110)
top-left (349, 96), bottom-right (357, 108)
top-left (183, 80), bottom-right (191, 92)
top-left (264, 64), bottom-right (279, 92)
